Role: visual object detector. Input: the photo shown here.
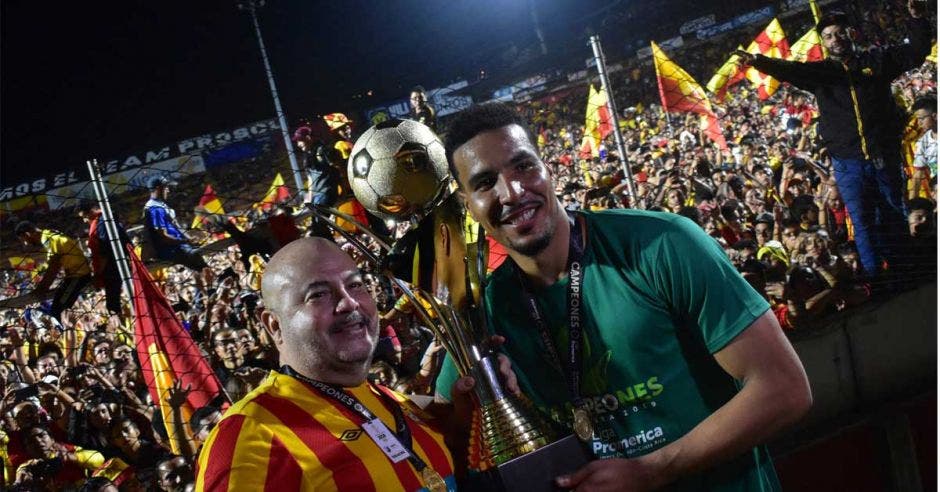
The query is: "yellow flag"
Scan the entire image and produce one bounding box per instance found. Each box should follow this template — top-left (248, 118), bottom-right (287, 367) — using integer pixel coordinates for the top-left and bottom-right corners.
top-left (707, 45), bottom-right (747, 101)
top-left (254, 173), bottom-right (289, 212)
top-left (809, 0), bottom-right (822, 24)
top-left (584, 84), bottom-right (613, 149)
top-left (745, 18), bottom-right (790, 99)
top-left (788, 28), bottom-right (825, 62)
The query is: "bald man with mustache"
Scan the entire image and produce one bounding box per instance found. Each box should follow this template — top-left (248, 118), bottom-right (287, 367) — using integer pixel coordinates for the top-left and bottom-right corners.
top-left (196, 238), bottom-right (506, 491)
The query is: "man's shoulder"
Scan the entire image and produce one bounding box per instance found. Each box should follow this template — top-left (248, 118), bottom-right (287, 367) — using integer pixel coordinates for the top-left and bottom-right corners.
top-left (583, 208), bottom-right (697, 237)
top-left (144, 198), bottom-right (166, 208)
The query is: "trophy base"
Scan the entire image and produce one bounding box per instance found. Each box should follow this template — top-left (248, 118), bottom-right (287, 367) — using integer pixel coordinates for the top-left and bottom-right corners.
top-left (498, 434), bottom-right (593, 491)
top-left (459, 434), bottom-right (593, 491)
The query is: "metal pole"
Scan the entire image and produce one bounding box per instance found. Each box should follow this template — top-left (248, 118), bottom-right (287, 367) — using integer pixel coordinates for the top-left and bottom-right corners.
top-left (589, 35), bottom-right (639, 208)
top-left (241, 0), bottom-right (305, 193)
top-left (86, 159), bottom-right (135, 318)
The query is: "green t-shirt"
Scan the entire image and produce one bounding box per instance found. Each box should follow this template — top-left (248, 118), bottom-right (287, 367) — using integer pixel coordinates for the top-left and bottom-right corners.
top-left (436, 210), bottom-right (778, 491)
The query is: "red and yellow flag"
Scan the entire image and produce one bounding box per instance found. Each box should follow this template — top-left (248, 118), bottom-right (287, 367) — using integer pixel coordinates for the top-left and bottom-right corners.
top-left (584, 84), bottom-right (614, 155)
top-left (651, 41), bottom-right (728, 150)
top-left (788, 28), bottom-right (825, 62)
top-left (128, 247), bottom-right (225, 455)
top-left (579, 134), bottom-right (597, 160)
top-left (254, 173), bottom-right (290, 212)
top-left (191, 184), bottom-right (226, 229)
top-left (707, 45), bottom-right (748, 102)
top-left (745, 18), bottom-right (790, 100)
top-left (8, 256), bottom-right (36, 272)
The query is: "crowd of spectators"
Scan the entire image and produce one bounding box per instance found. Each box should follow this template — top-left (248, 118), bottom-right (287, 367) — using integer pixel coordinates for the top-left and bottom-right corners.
top-left (0, 0), bottom-right (935, 489)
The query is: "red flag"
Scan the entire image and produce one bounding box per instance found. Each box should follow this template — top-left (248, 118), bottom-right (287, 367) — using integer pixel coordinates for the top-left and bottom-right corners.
top-left (788, 28), bottom-right (825, 62)
top-left (585, 84), bottom-right (614, 146)
top-left (652, 42), bottom-right (728, 150)
top-left (253, 173), bottom-right (290, 212)
top-left (191, 184), bottom-right (226, 230)
top-left (707, 46), bottom-right (748, 103)
top-left (128, 246), bottom-right (225, 453)
top-left (745, 18), bottom-right (790, 100)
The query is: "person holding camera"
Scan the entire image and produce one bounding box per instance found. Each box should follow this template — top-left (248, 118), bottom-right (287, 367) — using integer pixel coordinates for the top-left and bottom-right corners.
top-left (13, 424), bottom-right (105, 490)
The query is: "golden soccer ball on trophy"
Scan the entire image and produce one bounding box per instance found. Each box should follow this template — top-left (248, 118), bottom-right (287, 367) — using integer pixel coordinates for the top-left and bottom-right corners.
top-left (347, 118), bottom-right (450, 221)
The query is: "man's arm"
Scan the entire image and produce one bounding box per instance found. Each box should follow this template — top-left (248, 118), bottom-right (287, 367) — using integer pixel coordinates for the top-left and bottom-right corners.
top-left (558, 310), bottom-right (812, 491)
top-left (146, 207), bottom-right (186, 244)
top-left (737, 51), bottom-right (835, 91)
top-left (33, 257), bottom-right (62, 293)
top-left (166, 380), bottom-right (197, 460)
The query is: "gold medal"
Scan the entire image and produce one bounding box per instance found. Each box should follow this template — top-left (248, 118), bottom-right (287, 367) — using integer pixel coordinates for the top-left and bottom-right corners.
top-left (572, 407), bottom-right (594, 442)
top-left (421, 467), bottom-right (448, 492)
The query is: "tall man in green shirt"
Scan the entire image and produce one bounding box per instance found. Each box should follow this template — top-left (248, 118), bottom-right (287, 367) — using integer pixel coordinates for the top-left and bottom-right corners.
top-left (436, 103), bottom-right (812, 491)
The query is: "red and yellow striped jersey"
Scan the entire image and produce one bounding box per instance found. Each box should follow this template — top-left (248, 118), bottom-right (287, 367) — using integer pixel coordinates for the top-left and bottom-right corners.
top-left (195, 371), bottom-right (455, 491)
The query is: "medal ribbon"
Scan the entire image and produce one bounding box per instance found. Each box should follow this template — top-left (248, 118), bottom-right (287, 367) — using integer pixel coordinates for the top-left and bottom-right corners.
top-left (512, 212), bottom-right (587, 409)
top-left (280, 365), bottom-right (435, 477)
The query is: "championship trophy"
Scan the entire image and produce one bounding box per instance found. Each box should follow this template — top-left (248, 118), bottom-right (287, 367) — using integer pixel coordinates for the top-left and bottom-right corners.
top-left (309, 119), bottom-right (590, 490)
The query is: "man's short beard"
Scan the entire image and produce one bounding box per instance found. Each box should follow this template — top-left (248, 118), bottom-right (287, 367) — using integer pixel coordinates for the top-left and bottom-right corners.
top-left (508, 221), bottom-right (556, 257)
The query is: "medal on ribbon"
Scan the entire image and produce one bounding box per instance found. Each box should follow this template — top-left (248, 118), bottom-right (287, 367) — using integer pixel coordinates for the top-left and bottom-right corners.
top-left (572, 407), bottom-right (594, 442)
top-left (422, 467), bottom-right (448, 492)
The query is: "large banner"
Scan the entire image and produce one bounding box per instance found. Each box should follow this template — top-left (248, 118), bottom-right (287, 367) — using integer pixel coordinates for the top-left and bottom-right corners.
top-left (1, 118), bottom-right (278, 203)
top-left (637, 36), bottom-right (684, 59)
top-left (44, 156), bottom-right (206, 210)
top-left (366, 81), bottom-right (474, 125)
top-left (679, 14), bottom-right (716, 35)
top-left (696, 6), bottom-right (776, 40)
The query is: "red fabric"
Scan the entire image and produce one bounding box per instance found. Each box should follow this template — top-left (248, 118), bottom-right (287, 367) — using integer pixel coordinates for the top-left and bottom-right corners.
top-left (703, 114), bottom-right (729, 150)
top-left (196, 184), bottom-right (219, 209)
top-left (486, 236), bottom-right (508, 272)
top-left (87, 215), bottom-right (105, 288)
top-left (128, 246), bottom-right (224, 412)
top-left (773, 303), bottom-right (793, 330)
top-left (382, 325), bottom-right (401, 351)
top-left (657, 75), bottom-right (714, 115)
top-left (655, 71), bottom-right (727, 150)
top-left (752, 26), bottom-right (790, 59)
top-left (268, 214), bottom-right (302, 248)
top-left (596, 104), bottom-right (614, 142)
top-left (7, 425), bottom-right (69, 470)
top-left (715, 69), bottom-right (747, 102)
top-left (830, 206), bottom-right (847, 228)
top-left (199, 414), bottom-right (245, 491)
top-left (253, 393), bottom-right (380, 491)
top-left (718, 224), bottom-right (740, 246)
top-left (265, 436), bottom-right (303, 492)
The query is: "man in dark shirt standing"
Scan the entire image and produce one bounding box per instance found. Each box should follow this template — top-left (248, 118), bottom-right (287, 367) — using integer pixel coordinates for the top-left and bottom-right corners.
top-left (293, 125), bottom-right (341, 207)
top-left (737, 0), bottom-right (932, 277)
top-left (409, 85), bottom-right (437, 131)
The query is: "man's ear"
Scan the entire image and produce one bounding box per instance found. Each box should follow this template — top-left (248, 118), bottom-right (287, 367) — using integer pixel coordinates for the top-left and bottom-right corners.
top-left (260, 310), bottom-right (283, 346)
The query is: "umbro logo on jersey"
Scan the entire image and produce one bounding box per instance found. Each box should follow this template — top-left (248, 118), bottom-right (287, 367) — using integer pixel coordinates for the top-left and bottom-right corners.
top-left (339, 429), bottom-right (363, 441)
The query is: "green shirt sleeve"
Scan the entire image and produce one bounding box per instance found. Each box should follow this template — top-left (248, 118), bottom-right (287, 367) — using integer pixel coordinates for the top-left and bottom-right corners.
top-left (434, 353), bottom-right (459, 402)
top-left (648, 215), bottom-right (771, 353)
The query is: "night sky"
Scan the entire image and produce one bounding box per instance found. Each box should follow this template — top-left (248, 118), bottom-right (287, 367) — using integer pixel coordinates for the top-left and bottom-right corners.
top-left (3, 0), bottom-right (627, 187)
